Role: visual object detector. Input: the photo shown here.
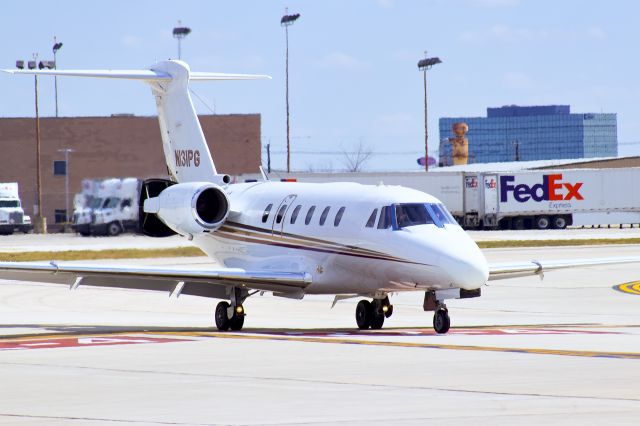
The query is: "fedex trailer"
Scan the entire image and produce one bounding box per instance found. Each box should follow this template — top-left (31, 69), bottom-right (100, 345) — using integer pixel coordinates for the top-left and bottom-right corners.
top-left (466, 168), bottom-right (640, 229)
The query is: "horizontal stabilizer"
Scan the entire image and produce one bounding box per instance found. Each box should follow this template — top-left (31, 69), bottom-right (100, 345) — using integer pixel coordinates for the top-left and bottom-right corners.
top-left (190, 72), bottom-right (271, 81)
top-left (1, 69), bottom-right (171, 81)
top-left (1, 69), bottom-right (271, 82)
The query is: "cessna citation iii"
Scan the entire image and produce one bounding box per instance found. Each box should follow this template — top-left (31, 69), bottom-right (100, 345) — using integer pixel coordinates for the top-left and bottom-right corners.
top-left (1, 60), bottom-right (638, 334)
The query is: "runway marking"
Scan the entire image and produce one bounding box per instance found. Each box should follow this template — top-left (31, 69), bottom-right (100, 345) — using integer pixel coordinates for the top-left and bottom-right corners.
top-left (0, 335), bottom-right (187, 352)
top-left (184, 331), bottom-right (640, 360)
top-left (614, 281), bottom-right (640, 295)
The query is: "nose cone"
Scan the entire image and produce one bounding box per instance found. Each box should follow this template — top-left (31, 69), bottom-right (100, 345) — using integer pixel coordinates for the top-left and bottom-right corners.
top-left (438, 234), bottom-right (489, 289)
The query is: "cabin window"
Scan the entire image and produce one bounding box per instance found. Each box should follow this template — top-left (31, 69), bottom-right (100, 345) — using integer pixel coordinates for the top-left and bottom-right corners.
top-left (365, 208), bottom-right (378, 228)
top-left (275, 204), bottom-right (287, 224)
top-left (305, 206), bottom-right (316, 225)
top-left (377, 206), bottom-right (392, 229)
top-left (261, 203), bottom-right (273, 223)
top-left (290, 205), bottom-right (302, 224)
top-left (334, 207), bottom-right (346, 226)
top-left (319, 206), bottom-right (331, 226)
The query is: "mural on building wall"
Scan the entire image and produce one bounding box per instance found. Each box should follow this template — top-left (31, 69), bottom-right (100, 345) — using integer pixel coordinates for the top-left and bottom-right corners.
top-left (448, 122), bottom-right (469, 165)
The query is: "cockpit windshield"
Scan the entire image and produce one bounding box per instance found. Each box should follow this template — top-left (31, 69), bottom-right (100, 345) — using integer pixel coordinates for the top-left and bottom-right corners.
top-left (394, 203), bottom-right (458, 229)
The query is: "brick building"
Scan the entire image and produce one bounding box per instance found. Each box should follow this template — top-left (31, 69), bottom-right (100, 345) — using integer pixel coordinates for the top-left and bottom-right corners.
top-left (0, 114), bottom-right (261, 227)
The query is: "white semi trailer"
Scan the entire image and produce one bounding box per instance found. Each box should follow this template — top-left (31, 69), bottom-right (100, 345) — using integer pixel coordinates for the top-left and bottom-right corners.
top-left (238, 168), bottom-right (640, 229)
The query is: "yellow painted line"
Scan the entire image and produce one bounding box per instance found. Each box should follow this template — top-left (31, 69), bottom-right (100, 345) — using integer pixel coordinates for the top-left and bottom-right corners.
top-left (613, 281), bottom-right (640, 295)
top-left (184, 331), bottom-right (640, 360)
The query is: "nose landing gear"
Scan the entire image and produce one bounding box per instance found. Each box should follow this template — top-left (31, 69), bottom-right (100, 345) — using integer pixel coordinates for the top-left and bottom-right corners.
top-left (433, 307), bottom-right (450, 334)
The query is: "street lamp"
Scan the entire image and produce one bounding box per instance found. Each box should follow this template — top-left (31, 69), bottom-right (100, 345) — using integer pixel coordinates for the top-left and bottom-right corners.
top-left (57, 148), bottom-right (74, 226)
top-left (281, 10), bottom-right (300, 173)
top-left (16, 55), bottom-right (56, 233)
top-left (417, 52), bottom-right (441, 172)
top-left (52, 36), bottom-right (63, 117)
top-left (172, 21), bottom-right (191, 60)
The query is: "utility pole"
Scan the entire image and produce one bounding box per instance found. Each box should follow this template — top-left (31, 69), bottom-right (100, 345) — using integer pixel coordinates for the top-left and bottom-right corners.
top-left (33, 54), bottom-right (46, 233)
top-left (417, 52), bottom-right (442, 172)
top-left (281, 10), bottom-right (300, 173)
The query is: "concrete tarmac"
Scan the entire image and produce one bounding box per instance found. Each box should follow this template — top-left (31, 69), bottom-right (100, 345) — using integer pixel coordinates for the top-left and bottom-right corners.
top-left (0, 244), bottom-right (639, 424)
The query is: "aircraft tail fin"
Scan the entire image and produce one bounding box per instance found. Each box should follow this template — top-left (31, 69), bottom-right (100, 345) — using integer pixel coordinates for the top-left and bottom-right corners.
top-left (2, 60), bottom-right (270, 183)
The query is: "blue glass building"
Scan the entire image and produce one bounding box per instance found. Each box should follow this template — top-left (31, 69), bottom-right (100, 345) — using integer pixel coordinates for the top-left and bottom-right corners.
top-left (438, 105), bottom-right (617, 166)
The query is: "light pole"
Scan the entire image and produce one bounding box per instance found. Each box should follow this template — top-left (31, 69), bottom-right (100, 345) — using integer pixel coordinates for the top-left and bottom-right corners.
top-left (17, 56), bottom-right (55, 233)
top-left (52, 37), bottom-right (63, 117)
top-left (58, 148), bottom-right (74, 225)
top-left (417, 52), bottom-right (441, 172)
top-left (172, 22), bottom-right (191, 60)
top-left (281, 10), bottom-right (300, 173)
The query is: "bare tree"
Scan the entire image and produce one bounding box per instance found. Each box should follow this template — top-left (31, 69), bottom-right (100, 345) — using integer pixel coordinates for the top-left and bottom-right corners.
top-left (342, 140), bottom-right (374, 172)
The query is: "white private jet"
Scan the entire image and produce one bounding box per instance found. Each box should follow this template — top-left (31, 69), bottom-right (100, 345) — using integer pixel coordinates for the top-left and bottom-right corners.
top-left (1, 60), bottom-right (638, 334)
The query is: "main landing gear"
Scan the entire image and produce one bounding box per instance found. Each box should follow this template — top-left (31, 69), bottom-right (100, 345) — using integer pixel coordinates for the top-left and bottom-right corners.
top-left (215, 287), bottom-right (248, 331)
top-left (355, 296), bottom-right (393, 330)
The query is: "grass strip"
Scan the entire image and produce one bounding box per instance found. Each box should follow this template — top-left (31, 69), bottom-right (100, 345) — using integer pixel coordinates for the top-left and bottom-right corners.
top-left (0, 238), bottom-right (638, 262)
top-left (0, 247), bottom-right (205, 262)
top-left (477, 238), bottom-right (640, 249)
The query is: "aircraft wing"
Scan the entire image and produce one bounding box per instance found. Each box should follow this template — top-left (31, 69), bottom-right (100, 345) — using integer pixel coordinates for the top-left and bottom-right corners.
top-left (0, 261), bottom-right (311, 298)
top-left (488, 256), bottom-right (640, 281)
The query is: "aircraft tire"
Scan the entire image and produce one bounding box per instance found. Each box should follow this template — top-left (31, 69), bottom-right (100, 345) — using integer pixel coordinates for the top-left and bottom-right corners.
top-left (433, 308), bottom-right (450, 334)
top-left (355, 300), bottom-right (373, 329)
top-left (215, 301), bottom-right (231, 331)
top-left (229, 307), bottom-right (245, 331)
top-left (370, 311), bottom-right (385, 329)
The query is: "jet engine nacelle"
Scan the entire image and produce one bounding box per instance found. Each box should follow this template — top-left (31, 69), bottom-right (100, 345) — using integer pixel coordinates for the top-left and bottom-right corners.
top-left (143, 181), bottom-right (230, 236)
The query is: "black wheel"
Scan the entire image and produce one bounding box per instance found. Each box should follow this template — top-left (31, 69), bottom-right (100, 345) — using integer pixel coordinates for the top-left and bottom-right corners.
top-left (215, 301), bottom-right (230, 331)
top-left (512, 218), bottom-right (525, 230)
top-left (552, 215), bottom-right (567, 229)
top-left (433, 308), bottom-right (451, 334)
top-left (370, 312), bottom-right (385, 329)
top-left (107, 222), bottom-right (122, 236)
top-left (355, 300), bottom-right (372, 329)
top-left (536, 216), bottom-right (550, 230)
top-left (229, 305), bottom-right (245, 331)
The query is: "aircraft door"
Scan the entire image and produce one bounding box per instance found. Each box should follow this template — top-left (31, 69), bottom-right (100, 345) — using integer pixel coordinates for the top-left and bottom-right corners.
top-left (271, 194), bottom-right (297, 236)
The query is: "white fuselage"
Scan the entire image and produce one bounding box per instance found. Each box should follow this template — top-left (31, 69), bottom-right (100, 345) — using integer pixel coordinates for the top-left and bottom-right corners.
top-left (192, 181), bottom-right (489, 295)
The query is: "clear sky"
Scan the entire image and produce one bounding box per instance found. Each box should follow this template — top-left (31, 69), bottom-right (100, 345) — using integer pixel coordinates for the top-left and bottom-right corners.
top-left (2, 0), bottom-right (639, 172)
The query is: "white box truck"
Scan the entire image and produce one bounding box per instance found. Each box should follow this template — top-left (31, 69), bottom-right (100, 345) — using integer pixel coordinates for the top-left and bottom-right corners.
top-left (0, 183), bottom-right (32, 235)
top-left (91, 177), bottom-right (141, 236)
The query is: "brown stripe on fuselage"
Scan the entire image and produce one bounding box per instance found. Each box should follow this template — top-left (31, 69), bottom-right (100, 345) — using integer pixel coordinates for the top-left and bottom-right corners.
top-left (216, 221), bottom-right (427, 265)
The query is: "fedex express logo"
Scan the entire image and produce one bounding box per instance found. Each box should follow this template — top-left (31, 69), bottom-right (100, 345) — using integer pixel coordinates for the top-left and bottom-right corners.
top-left (500, 174), bottom-right (584, 203)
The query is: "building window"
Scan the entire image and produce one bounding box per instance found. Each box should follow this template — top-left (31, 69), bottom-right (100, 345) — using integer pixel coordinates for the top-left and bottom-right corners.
top-left (53, 160), bottom-right (67, 176)
top-left (305, 206), bottom-right (316, 225)
top-left (261, 204), bottom-right (273, 223)
top-left (334, 207), bottom-right (346, 226)
top-left (54, 209), bottom-right (67, 223)
top-left (290, 205), bottom-right (302, 224)
top-left (319, 207), bottom-right (331, 226)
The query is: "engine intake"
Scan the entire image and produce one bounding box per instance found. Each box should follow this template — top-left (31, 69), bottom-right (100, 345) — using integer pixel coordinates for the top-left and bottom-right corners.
top-left (143, 181), bottom-right (230, 236)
